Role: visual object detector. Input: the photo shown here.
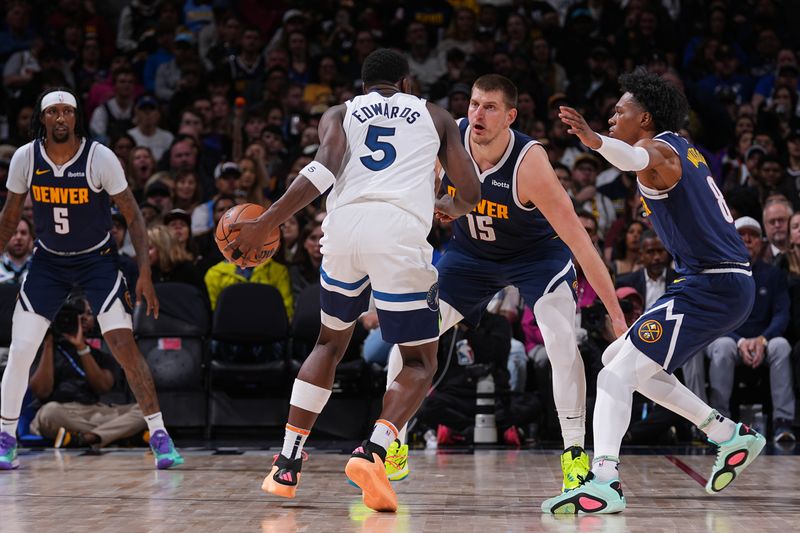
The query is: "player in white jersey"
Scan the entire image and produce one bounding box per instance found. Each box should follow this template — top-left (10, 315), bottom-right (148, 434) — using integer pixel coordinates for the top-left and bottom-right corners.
top-left (228, 49), bottom-right (480, 512)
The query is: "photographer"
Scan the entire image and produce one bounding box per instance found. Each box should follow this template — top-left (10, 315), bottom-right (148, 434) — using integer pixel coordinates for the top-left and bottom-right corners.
top-left (28, 298), bottom-right (146, 448)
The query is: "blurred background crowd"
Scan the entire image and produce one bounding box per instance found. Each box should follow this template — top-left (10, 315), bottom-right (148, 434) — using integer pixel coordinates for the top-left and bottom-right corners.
top-left (0, 0), bottom-right (798, 447)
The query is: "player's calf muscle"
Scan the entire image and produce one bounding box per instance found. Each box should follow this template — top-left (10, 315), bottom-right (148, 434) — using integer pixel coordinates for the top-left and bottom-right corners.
top-left (121, 357), bottom-right (160, 414)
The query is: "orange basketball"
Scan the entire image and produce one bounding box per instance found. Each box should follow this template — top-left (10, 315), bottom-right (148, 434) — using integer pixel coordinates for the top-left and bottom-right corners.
top-left (215, 203), bottom-right (281, 267)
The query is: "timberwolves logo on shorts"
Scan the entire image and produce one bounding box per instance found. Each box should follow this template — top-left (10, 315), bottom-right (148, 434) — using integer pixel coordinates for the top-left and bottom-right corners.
top-left (426, 282), bottom-right (439, 312)
top-left (638, 320), bottom-right (663, 343)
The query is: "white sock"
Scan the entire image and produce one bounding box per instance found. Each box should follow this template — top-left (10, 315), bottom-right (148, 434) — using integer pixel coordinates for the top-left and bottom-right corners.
top-left (0, 418), bottom-right (18, 437)
top-left (144, 412), bottom-right (166, 434)
top-left (700, 410), bottom-right (735, 444)
top-left (591, 456), bottom-right (620, 482)
top-left (369, 419), bottom-right (398, 452)
top-left (281, 423), bottom-right (310, 460)
top-left (559, 408), bottom-right (586, 450)
top-left (397, 425), bottom-right (407, 446)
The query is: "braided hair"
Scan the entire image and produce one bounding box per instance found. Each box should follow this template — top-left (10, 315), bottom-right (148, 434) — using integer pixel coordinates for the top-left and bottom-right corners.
top-left (29, 87), bottom-right (88, 141)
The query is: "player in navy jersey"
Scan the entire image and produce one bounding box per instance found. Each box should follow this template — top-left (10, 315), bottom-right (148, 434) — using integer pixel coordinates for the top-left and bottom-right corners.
top-left (383, 74), bottom-right (627, 491)
top-left (0, 88), bottom-right (183, 470)
top-left (543, 72), bottom-right (765, 514)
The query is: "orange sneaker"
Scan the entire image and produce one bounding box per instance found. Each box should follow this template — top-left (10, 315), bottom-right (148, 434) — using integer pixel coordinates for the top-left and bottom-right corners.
top-left (345, 441), bottom-right (398, 512)
top-left (262, 454), bottom-right (303, 499)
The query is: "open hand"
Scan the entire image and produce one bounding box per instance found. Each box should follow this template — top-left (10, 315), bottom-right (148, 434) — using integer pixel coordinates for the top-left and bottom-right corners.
top-left (559, 106), bottom-right (602, 150)
top-left (136, 274), bottom-right (159, 319)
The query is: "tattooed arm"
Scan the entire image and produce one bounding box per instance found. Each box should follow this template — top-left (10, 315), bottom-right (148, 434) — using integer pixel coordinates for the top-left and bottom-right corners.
top-left (0, 192), bottom-right (26, 251)
top-left (111, 188), bottom-right (159, 318)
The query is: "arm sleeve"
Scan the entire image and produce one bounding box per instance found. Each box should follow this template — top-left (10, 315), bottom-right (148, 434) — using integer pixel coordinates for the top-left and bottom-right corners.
top-left (596, 135), bottom-right (651, 172)
top-left (6, 144), bottom-right (32, 194)
top-left (90, 144), bottom-right (129, 196)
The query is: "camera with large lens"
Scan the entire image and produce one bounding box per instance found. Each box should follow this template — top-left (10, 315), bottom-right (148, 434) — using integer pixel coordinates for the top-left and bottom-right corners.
top-left (581, 299), bottom-right (633, 340)
top-left (52, 299), bottom-right (83, 338)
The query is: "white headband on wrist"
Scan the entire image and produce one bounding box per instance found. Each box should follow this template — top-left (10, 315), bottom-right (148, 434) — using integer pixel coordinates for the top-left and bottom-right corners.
top-left (41, 91), bottom-right (78, 111)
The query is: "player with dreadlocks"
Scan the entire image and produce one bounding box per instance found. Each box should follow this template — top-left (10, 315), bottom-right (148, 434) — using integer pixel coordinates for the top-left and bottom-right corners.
top-left (542, 71), bottom-right (765, 514)
top-left (0, 87), bottom-right (183, 470)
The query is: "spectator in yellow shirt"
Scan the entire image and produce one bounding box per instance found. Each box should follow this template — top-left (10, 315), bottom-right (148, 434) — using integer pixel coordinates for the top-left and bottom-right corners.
top-left (204, 258), bottom-right (293, 319)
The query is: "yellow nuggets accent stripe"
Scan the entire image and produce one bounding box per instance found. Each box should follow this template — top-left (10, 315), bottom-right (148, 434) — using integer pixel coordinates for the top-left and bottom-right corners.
top-left (447, 185), bottom-right (509, 220)
top-left (31, 185), bottom-right (89, 205)
top-left (687, 148), bottom-right (707, 168)
top-left (640, 197), bottom-right (652, 216)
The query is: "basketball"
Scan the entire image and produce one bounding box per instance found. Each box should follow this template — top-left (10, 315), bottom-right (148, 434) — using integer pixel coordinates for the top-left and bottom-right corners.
top-left (215, 203), bottom-right (280, 267)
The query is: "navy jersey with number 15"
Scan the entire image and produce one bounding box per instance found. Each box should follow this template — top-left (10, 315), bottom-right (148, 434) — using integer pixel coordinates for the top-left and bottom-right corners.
top-left (638, 132), bottom-right (749, 274)
top-left (440, 119), bottom-right (567, 262)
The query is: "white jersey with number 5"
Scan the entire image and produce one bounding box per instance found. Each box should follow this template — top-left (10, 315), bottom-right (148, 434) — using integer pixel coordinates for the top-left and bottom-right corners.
top-left (325, 92), bottom-right (440, 231)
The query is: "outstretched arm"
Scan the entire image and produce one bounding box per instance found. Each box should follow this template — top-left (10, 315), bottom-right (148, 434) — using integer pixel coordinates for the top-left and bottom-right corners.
top-left (227, 105), bottom-right (348, 256)
top-left (518, 145), bottom-right (627, 337)
top-left (558, 106), bottom-right (681, 190)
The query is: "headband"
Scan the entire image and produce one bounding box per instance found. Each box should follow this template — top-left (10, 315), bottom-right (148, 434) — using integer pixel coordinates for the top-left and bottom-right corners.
top-left (41, 91), bottom-right (78, 111)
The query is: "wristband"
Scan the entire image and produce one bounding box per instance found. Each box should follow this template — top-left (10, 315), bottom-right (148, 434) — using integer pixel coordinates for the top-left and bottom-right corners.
top-left (595, 135), bottom-right (650, 172)
top-left (300, 161), bottom-right (336, 193)
top-left (77, 345), bottom-right (91, 356)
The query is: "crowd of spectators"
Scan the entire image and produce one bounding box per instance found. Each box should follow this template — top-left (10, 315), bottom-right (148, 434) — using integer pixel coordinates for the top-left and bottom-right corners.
top-left (0, 0), bottom-right (798, 444)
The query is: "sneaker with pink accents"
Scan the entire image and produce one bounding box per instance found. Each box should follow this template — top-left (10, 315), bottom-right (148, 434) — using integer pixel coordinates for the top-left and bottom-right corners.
top-left (541, 472), bottom-right (626, 514)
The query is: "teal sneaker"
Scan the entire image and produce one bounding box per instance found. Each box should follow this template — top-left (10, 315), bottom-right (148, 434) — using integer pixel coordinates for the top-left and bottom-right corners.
top-left (706, 422), bottom-right (765, 494)
top-left (542, 473), bottom-right (626, 514)
top-left (149, 429), bottom-right (184, 469)
top-left (0, 431), bottom-right (19, 470)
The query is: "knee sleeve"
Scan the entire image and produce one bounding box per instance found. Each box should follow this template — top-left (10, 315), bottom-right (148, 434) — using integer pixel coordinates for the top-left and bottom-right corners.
top-left (600, 339), bottom-right (663, 392)
top-left (289, 379), bottom-right (331, 414)
top-left (2, 305), bottom-right (50, 418)
top-left (533, 284), bottom-right (578, 367)
top-left (601, 335), bottom-right (627, 367)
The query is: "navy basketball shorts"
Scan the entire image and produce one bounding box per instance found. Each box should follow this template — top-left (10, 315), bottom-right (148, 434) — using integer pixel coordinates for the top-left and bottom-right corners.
top-left (20, 243), bottom-right (134, 326)
top-left (436, 243), bottom-right (577, 330)
top-left (627, 272), bottom-right (755, 373)
top-left (319, 207), bottom-right (439, 346)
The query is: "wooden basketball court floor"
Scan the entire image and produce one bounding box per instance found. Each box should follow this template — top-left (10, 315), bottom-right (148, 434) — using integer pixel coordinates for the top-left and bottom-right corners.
top-left (0, 446), bottom-right (798, 532)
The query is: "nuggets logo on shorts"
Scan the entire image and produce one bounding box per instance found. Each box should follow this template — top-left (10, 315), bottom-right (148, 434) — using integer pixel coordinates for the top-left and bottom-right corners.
top-left (123, 290), bottom-right (133, 311)
top-left (426, 282), bottom-right (439, 312)
top-left (638, 319), bottom-right (663, 343)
